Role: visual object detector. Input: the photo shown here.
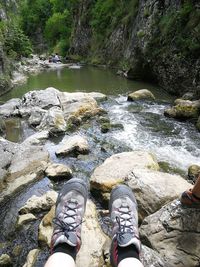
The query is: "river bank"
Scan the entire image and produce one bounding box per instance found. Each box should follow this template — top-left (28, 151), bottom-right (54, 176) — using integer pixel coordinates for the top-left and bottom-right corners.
top-left (0, 87), bottom-right (200, 266)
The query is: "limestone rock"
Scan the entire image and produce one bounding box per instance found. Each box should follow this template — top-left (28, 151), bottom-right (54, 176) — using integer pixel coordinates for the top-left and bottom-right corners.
top-left (0, 98), bottom-right (21, 117)
top-left (23, 131), bottom-right (49, 146)
top-left (0, 254), bottom-right (12, 266)
top-left (141, 245), bottom-right (169, 267)
top-left (197, 116), bottom-right (200, 131)
top-left (125, 169), bottom-right (190, 219)
top-left (57, 91), bottom-right (99, 120)
top-left (0, 117), bottom-right (5, 136)
top-left (128, 89), bottom-right (155, 101)
top-left (88, 92), bottom-right (107, 102)
top-left (45, 163), bottom-right (72, 179)
top-left (140, 200), bottom-right (200, 267)
top-left (37, 107), bottom-right (66, 133)
top-left (76, 200), bottom-right (108, 267)
top-left (188, 164), bottom-right (200, 182)
top-left (56, 135), bottom-right (89, 156)
top-left (38, 206), bottom-right (55, 247)
top-left (0, 139), bottom-right (49, 200)
top-left (28, 107), bottom-right (47, 126)
top-left (90, 151), bottom-right (159, 193)
top-left (17, 213), bottom-right (36, 227)
top-left (38, 200), bottom-right (108, 267)
top-left (8, 143), bottom-right (49, 180)
top-left (19, 191), bottom-right (58, 214)
top-left (164, 99), bottom-right (200, 120)
top-left (21, 87), bottom-right (60, 110)
top-left (23, 249), bottom-right (40, 267)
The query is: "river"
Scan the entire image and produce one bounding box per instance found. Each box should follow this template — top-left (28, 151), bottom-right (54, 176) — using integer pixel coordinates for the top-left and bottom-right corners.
top-left (1, 65), bottom-right (199, 172)
top-left (0, 65), bottom-right (200, 266)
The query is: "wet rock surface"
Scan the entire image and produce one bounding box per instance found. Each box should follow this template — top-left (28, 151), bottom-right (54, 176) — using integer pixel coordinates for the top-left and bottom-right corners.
top-left (140, 200), bottom-right (200, 267)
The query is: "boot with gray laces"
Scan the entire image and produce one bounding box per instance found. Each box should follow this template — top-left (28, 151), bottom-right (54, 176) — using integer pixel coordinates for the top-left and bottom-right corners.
top-left (110, 184), bottom-right (141, 267)
top-left (51, 178), bottom-right (88, 254)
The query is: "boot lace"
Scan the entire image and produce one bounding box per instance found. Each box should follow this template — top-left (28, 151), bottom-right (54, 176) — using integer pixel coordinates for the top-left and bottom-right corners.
top-left (53, 199), bottom-right (83, 239)
top-left (116, 205), bottom-right (134, 241)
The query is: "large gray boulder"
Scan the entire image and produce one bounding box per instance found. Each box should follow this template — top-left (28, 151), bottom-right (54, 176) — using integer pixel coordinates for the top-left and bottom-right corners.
top-left (141, 245), bottom-right (171, 267)
top-left (90, 151), bottom-right (159, 193)
top-left (0, 138), bottom-right (49, 201)
top-left (140, 200), bottom-right (200, 267)
top-left (57, 91), bottom-right (100, 120)
top-left (21, 87), bottom-right (60, 109)
top-left (23, 131), bottom-right (49, 146)
top-left (0, 117), bottom-right (6, 136)
top-left (197, 116), bottom-right (200, 131)
top-left (28, 107), bottom-right (47, 126)
top-left (0, 138), bottom-right (18, 191)
top-left (125, 169), bottom-right (190, 220)
top-left (37, 107), bottom-right (66, 133)
top-left (0, 98), bottom-right (21, 117)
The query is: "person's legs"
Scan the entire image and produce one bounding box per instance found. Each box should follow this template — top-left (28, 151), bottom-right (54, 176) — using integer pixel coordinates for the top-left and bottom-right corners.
top-left (181, 174), bottom-right (200, 207)
top-left (44, 178), bottom-right (88, 267)
top-left (118, 258), bottom-right (144, 267)
top-left (109, 184), bottom-right (144, 267)
top-left (45, 252), bottom-right (75, 267)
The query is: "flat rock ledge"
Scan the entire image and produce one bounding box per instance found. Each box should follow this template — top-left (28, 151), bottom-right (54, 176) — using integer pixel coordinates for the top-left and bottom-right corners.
top-left (90, 151), bottom-right (159, 193)
top-left (125, 169), bottom-right (190, 220)
top-left (140, 200), bottom-right (200, 267)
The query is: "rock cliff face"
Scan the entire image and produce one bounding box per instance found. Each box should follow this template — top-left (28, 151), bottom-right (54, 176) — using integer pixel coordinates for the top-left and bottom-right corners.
top-left (70, 0), bottom-right (200, 96)
top-left (0, 0), bottom-right (17, 95)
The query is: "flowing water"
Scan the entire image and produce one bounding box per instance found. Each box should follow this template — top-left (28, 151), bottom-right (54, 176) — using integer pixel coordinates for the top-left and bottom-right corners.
top-left (0, 65), bottom-right (200, 266)
top-left (1, 65), bottom-right (199, 171)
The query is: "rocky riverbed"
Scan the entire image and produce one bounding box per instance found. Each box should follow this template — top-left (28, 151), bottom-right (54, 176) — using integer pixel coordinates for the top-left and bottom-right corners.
top-left (0, 87), bottom-right (200, 267)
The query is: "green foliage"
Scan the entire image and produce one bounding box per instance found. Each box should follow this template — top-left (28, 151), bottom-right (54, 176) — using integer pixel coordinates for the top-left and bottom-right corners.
top-left (91, 0), bottom-right (139, 40)
top-left (0, 19), bottom-right (32, 59)
top-left (147, 1), bottom-right (200, 58)
top-left (137, 30), bottom-right (145, 38)
top-left (4, 22), bottom-right (32, 58)
top-left (20, 0), bottom-right (53, 38)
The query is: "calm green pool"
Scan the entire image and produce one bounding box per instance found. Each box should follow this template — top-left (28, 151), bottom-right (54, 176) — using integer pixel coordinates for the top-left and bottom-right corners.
top-left (0, 65), bottom-right (173, 102)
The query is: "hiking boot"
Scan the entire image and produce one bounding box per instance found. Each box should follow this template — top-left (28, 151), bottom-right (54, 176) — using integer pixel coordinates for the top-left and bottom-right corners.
top-left (51, 178), bottom-right (88, 253)
top-left (180, 188), bottom-right (200, 208)
top-left (109, 184), bottom-right (141, 267)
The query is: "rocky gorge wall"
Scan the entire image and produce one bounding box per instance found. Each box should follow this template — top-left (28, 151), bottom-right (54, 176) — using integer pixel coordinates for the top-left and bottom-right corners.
top-left (70, 0), bottom-right (200, 97)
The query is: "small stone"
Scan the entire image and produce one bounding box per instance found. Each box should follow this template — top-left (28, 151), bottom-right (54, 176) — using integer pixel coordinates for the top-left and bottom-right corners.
top-left (17, 213), bottom-right (37, 227)
top-left (38, 206), bottom-right (55, 247)
top-left (56, 135), bottom-right (89, 157)
top-left (19, 191), bottom-right (58, 214)
top-left (0, 254), bottom-right (12, 266)
top-left (188, 164), bottom-right (200, 182)
top-left (45, 163), bottom-right (72, 179)
top-left (128, 89), bottom-right (155, 101)
top-left (23, 249), bottom-right (40, 267)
